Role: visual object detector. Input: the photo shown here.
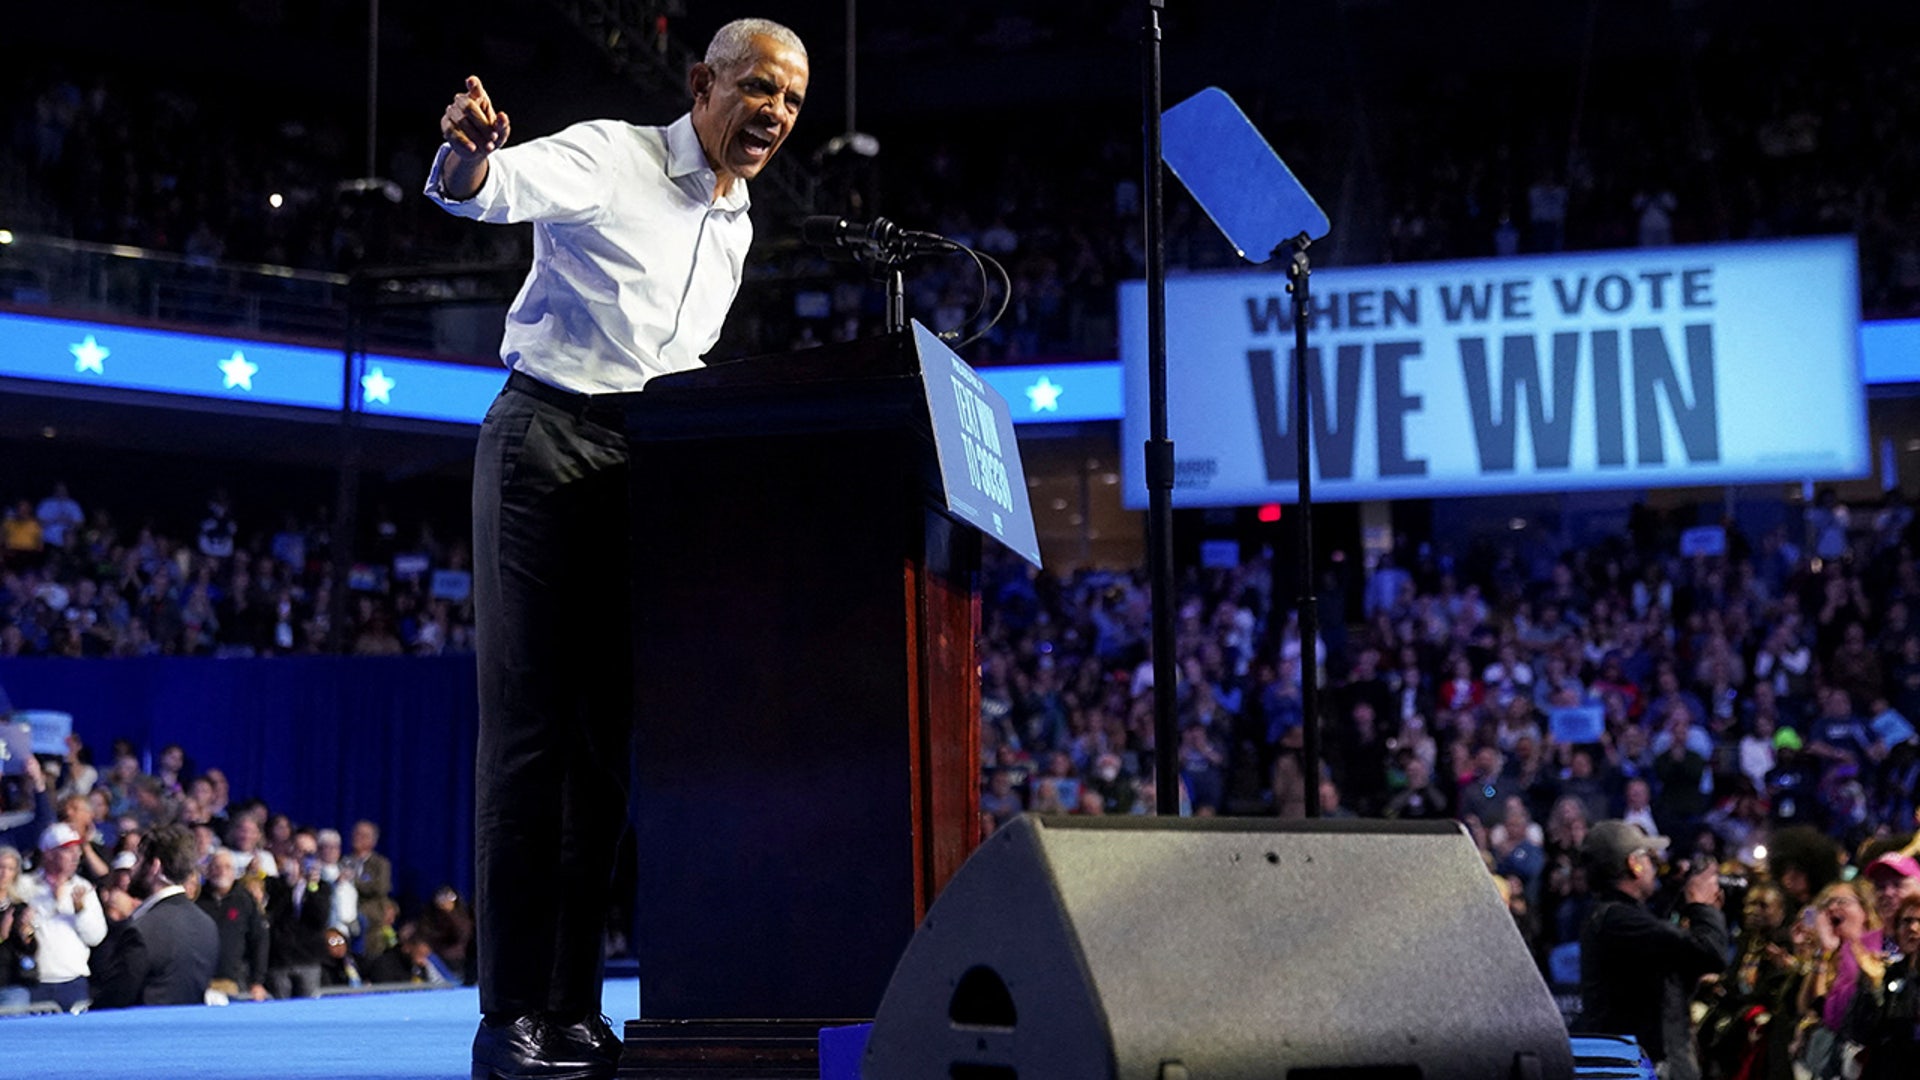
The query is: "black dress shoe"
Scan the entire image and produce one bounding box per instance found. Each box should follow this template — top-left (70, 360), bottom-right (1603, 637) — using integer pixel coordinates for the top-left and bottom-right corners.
top-left (555, 1013), bottom-right (621, 1066)
top-left (472, 1014), bottom-right (614, 1080)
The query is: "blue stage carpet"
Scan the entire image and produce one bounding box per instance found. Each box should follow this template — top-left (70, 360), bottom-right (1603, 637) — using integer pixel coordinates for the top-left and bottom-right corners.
top-left (5, 979), bottom-right (642, 1080)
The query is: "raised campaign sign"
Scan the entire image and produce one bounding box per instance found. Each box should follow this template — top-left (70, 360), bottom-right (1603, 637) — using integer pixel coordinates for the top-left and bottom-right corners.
top-left (1119, 237), bottom-right (1866, 506)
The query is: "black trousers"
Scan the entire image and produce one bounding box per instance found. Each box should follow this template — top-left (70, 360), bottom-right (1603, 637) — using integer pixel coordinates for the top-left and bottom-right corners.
top-left (472, 374), bottom-right (633, 1020)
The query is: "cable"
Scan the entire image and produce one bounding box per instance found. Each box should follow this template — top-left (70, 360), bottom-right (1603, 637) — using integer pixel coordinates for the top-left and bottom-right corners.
top-left (950, 247), bottom-right (1011, 351)
top-left (935, 241), bottom-right (992, 347)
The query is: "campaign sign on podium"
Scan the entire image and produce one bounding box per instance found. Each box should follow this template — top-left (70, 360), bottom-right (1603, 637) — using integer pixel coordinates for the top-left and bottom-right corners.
top-left (915, 322), bottom-right (1042, 567)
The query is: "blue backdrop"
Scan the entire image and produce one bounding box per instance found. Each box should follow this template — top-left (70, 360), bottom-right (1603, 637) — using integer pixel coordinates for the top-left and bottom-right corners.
top-left (0, 656), bottom-right (478, 908)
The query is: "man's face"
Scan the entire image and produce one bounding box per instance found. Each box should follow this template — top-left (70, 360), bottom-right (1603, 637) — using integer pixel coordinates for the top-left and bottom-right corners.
top-left (689, 35), bottom-right (808, 188)
top-left (1872, 874), bottom-right (1920, 926)
top-left (41, 844), bottom-right (80, 880)
top-left (1744, 887), bottom-right (1786, 932)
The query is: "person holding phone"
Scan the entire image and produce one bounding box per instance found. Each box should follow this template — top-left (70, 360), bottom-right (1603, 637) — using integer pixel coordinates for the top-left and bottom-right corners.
top-left (1578, 820), bottom-right (1730, 1075)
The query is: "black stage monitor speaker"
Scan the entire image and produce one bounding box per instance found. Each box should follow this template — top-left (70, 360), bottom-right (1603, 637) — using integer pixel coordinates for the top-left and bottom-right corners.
top-left (863, 815), bottom-right (1573, 1080)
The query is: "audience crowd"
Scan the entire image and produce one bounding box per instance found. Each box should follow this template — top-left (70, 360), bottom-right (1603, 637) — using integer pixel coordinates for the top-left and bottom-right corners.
top-left (1, 482), bottom-right (475, 659)
top-left (0, 733), bottom-right (472, 1012)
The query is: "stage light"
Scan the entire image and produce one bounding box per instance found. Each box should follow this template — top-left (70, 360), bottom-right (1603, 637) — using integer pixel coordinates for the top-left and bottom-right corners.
top-left (0, 229), bottom-right (13, 244)
top-left (1257, 503), bottom-right (1281, 523)
top-left (269, 192), bottom-right (284, 209)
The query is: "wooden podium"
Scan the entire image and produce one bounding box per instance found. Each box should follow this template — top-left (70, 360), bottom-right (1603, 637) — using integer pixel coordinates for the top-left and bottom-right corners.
top-left (611, 326), bottom-right (1037, 1077)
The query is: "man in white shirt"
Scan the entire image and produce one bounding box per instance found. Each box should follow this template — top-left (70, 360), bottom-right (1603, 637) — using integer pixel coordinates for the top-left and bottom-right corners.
top-left (23, 822), bottom-right (106, 1011)
top-left (426, 18), bottom-right (809, 1080)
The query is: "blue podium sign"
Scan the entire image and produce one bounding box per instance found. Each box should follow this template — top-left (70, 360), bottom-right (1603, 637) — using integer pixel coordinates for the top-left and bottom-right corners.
top-left (915, 323), bottom-right (1042, 567)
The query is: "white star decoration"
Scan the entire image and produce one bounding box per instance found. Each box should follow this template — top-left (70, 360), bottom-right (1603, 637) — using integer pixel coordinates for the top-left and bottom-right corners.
top-left (219, 350), bottom-right (258, 391)
top-left (1025, 376), bottom-right (1063, 412)
top-left (70, 335), bottom-right (109, 374)
top-left (361, 366), bottom-right (395, 405)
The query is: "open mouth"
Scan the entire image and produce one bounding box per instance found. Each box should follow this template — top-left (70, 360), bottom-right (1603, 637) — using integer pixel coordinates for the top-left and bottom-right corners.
top-left (740, 128), bottom-right (777, 159)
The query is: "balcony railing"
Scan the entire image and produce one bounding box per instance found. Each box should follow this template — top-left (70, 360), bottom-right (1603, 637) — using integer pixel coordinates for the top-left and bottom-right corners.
top-left (0, 232), bottom-right (470, 353)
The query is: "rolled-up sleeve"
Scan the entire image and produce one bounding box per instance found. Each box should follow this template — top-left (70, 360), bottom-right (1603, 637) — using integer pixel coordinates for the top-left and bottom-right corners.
top-left (423, 121), bottom-right (619, 226)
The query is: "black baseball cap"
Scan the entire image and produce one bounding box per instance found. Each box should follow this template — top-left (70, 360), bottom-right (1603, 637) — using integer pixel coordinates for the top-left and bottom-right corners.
top-left (1583, 820), bottom-right (1669, 877)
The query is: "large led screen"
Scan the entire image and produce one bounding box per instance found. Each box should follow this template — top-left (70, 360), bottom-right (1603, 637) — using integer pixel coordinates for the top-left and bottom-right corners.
top-left (1120, 237), bottom-right (1866, 506)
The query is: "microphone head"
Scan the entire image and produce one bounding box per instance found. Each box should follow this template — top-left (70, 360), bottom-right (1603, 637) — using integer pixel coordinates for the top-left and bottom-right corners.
top-left (801, 215), bottom-right (850, 247)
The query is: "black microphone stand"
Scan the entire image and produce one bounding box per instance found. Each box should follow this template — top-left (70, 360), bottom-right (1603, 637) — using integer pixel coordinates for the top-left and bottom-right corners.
top-left (1140, 0), bottom-right (1179, 815)
top-left (854, 251), bottom-right (907, 334)
top-left (1283, 232), bottom-right (1321, 817)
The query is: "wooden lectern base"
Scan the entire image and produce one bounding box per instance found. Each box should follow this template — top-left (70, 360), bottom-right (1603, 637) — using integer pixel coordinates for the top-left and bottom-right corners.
top-left (617, 1018), bottom-right (856, 1079)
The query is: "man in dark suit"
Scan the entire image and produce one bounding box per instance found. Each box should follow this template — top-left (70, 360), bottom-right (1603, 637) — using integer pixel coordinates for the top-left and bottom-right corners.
top-left (91, 824), bottom-right (219, 1008)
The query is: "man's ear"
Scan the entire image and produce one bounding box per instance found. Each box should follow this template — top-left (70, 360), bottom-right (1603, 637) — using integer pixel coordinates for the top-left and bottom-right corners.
top-left (688, 62), bottom-right (714, 104)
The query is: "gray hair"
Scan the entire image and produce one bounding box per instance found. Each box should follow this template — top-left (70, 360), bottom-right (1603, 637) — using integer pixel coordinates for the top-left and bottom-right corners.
top-left (705, 18), bottom-right (806, 70)
top-left (316, 828), bottom-right (343, 849)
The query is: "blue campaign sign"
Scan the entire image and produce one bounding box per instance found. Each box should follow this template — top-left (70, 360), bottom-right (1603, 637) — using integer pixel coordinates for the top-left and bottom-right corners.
top-left (978, 362), bottom-right (1123, 424)
top-left (1119, 236), bottom-right (1867, 507)
top-left (354, 353), bottom-right (507, 424)
top-left (915, 323), bottom-right (1043, 567)
top-left (0, 311), bottom-right (344, 410)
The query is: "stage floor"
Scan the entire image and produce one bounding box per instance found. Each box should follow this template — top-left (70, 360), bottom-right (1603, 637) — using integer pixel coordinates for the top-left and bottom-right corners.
top-left (5, 978), bottom-right (641, 1080)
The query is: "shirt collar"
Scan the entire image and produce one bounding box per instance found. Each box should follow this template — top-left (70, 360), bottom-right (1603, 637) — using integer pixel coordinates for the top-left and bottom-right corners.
top-left (131, 884), bottom-right (187, 921)
top-left (665, 113), bottom-right (750, 213)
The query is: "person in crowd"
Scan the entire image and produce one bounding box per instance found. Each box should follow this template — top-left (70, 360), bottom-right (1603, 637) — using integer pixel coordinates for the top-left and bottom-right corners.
top-left (342, 819), bottom-right (391, 948)
top-left (1794, 880), bottom-right (1883, 1079)
top-left (88, 823), bottom-right (218, 1008)
top-left (1855, 895), bottom-right (1920, 1079)
top-left (313, 827), bottom-right (361, 939)
top-left (262, 843), bottom-right (334, 999)
top-left (979, 768), bottom-right (1024, 826)
top-left (1579, 820), bottom-right (1729, 1074)
top-left (318, 926), bottom-right (364, 989)
top-left (1380, 755), bottom-right (1451, 820)
top-left (0, 844), bottom-right (36, 1007)
top-left (34, 483), bottom-right (83, 551)
top-left (367, 922), bottom-right (455, 987)
top-left (196, 848), bottom-right (269, 1002)
top-left (362, 896), bottom-right (401, 965)
top-left (1459, 745), bottom-right (1524, 828)
top-left (426, 17), bottom-right (811, 1077)
top-left (20, 823), bottom-right (106, 1010)
top-left (1489, 795), bottom-right (1547, 902)
top-left (0, 754), bottom-right (55, 858)
top-left (1862, 853), bottom-right (1920, 953)
top-left (225, 814), bottom-right (278, 879)
top-left (57, 793), bottom-right (112, 885)
top-left (417, 885), bottom-right (475, 983)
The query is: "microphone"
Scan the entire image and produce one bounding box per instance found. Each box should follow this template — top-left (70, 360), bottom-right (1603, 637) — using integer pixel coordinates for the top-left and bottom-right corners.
top-left (800, 215), bottom-right (956, 257)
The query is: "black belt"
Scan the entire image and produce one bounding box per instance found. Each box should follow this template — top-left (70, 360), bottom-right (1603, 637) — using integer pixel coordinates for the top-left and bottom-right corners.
top-left (506, 370), bottom-right (624, 424)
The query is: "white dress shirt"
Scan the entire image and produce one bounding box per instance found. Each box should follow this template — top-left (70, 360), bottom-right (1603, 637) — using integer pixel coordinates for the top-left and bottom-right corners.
top-left (424, 113), bottom-right (752, 393)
